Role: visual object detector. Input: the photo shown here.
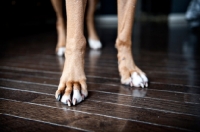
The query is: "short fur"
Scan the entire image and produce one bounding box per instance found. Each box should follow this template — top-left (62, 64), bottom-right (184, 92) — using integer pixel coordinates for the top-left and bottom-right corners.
top-left (51, 0), bottom-right (148, 106)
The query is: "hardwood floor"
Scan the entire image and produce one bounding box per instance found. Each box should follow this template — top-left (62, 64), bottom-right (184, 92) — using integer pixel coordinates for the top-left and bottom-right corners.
top-left (0, 21), bottom-right (200, 132)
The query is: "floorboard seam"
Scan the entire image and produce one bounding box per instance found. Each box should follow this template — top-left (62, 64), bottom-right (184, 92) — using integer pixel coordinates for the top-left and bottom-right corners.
top-left (0, 98), bottom-right (193, 132)
top-left (0, 88), bottom-right (200, 117)
top-left (0, 113), bottom-right (91, 132)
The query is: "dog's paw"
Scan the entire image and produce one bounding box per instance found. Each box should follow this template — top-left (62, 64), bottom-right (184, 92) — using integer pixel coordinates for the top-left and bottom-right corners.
top-left (119, 63), bottom-right (148, 88)
top-left (121, 71), bottom-right (148, 88)
top-left (55, 50), bottom-right (87, 106)
top-left (88, 38), bottom-right (102, 49)
top-left (55, 81), bottom-right (87, 106)
top-left (56, 47), bottom-right (65, 56)
top-left (116, 43), bottom-right (148, 88)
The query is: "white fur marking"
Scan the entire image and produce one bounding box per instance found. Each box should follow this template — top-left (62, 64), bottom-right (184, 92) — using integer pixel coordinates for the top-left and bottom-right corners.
top-left (72, 90), bottom-right (83, 105)
top-left (131, 72), bottom-right (143, 87)
top-left (141, 74), bottom-right (148, 87)
top-left (61, 95), bottom-right (71, 105)
top-left (140, 83), bottom-right (144, 88)
top-left (68, 101), bottom-right (71, 107)
top-left (57, 47), bottom-right (65, 56)
top-left (141, 74), bottom-right (148, 82)
top-left (73, 98), bottom-right (77, 106)
top-left (145, 83), bottom-right (148, 87)
top-left (88, 39), bottom-right (102, 49)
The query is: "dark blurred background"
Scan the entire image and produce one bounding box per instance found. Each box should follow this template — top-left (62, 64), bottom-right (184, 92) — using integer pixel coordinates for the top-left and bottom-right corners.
top-left (1, 0), bottom-right (192, 39)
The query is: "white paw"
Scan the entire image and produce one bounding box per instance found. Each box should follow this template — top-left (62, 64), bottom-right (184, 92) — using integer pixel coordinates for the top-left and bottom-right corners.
top-left (61, 94), bottom-right (71, 106)
top-left (57, 47), bottom-right (65, 56)
top-left (72, 89), bottom-right (84, 105)
top-left (60, 89), bottom-right (87, 106)
top-left (122, 72), bottom-right (148, 88)
top-left (88, 38), bottom-right (102, 50)
top-left (131, 72), bottom-right (148, 88)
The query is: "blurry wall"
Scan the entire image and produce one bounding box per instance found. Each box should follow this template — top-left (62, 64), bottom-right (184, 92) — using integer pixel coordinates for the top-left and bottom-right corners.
top-left (2, 0), bottom-right (192, 33)
top-left (3, 0), bottom-right (55, 28)
top-left (170, 0), bottom-right (191, 13)
top-left (141, 0), bottom-right (191, 15)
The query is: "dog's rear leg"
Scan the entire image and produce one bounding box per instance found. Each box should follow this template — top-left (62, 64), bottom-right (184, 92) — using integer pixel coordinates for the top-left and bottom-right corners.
top-left (86, 0), bottom-right (102, 49)
top-left (51, 0), bottom-right (66, 56)
top-left (55, 0), bottom-right (88, 106)
top-left (116, 0), bottom-right (148, 88)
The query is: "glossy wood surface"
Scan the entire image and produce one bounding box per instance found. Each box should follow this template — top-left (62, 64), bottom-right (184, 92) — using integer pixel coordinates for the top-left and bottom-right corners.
top-left (0, 21), bottom-right (200, 131)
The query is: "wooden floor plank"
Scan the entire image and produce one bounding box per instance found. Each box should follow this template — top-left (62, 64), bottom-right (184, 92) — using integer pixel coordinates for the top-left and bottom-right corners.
top-left (1, 67), bottom-right (200, 94)
top-left (1, 70), bottom-right (200, 103)
top-left (0, 99), bottom-right (187, 132)
top-left (0, 114), bottom-right (84, 132)
top-left (0, 88), bottom-right (199, 131)
top-left (1, 21), bottom-right (200, 131)
top-left (2, 65), bottom-right (199, 84)
top-left (1, 61), bottom-right (200, 81)
top-left (1, 80), bottom-right (200, 117)
top-left (1, 67), bottom-right (200, 92)
top-left (1, 78), bottom-right (200, 105)
top-left (1, 60), bottom-right (200, 77)
top-left (1, 51), bottom-right (200, 65)
top-left (1, 61), bottom-right (200, 86)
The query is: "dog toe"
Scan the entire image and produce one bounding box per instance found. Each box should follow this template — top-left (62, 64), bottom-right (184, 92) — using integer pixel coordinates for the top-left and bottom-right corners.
top-left (72, 89), bottom-right (83, 105)
top-left (131, 72), bottom-right (148, 88)
top-left (61, 94), bottom-right (71, 106)
top-left (56, 93), bottom-right (62, 101)
top-left (121, 71), bottom-right (148, 88)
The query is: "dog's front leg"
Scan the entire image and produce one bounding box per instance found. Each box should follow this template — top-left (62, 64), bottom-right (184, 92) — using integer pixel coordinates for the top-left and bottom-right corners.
top-left (55, 0), bottom-right (88, 106)
top-left (51, 0), bottom-right (66, 56)
top-left (86, 0), bottom-right (102, 49)
top-left (116, 0), bottom-right (148, 88)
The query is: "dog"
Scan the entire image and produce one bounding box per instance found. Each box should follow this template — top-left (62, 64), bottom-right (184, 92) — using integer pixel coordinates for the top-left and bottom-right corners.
top-left (51, 0), bottom-right (148, 106)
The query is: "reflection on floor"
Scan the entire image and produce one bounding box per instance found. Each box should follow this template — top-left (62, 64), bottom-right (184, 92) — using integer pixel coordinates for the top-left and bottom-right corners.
top-left (0, 20), bottom-right (200, 131)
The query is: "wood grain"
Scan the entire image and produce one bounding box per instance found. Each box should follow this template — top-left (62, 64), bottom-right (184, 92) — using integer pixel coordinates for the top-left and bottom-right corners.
top-left (1, 21), bottom-right (200, 131)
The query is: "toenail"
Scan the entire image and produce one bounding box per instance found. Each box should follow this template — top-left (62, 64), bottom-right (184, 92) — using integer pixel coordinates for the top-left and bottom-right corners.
top-left (81, 94), bottom-right (85, 100)
top-left (130, 82), bottom-right (133, 87)
top-left (68, 100), bottom-right (71, 107)
top-left (57, 94), bottom-right (62, 101)
top-left (73, 98), bottom-right (77, 105)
